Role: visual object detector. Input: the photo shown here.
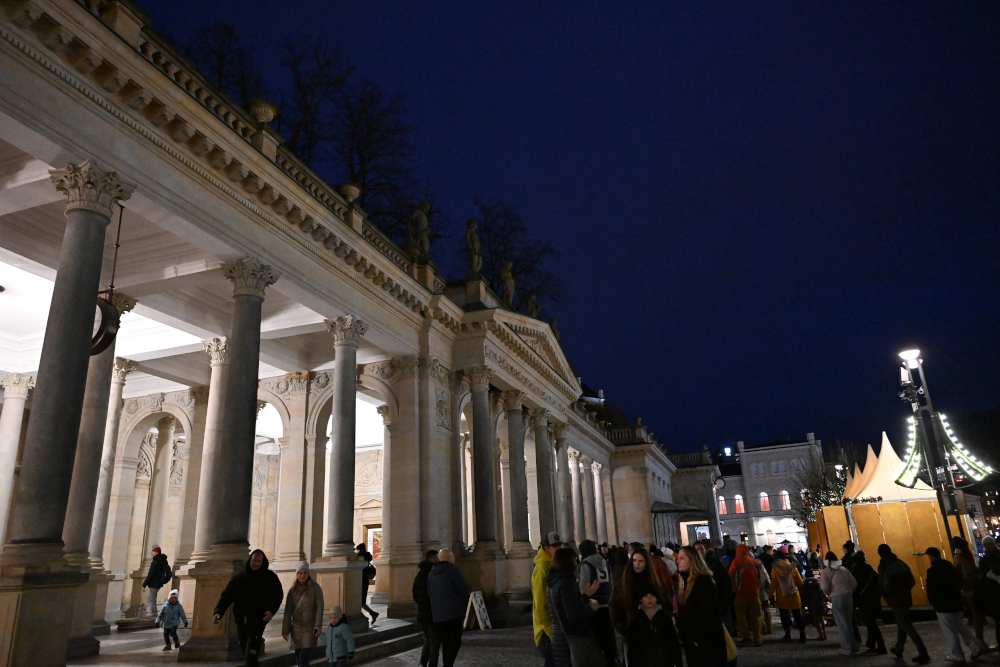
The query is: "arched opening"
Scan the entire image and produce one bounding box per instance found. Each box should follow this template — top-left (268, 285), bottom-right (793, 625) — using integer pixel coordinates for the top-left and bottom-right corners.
top-left (759, 492), bottom-right (770, 512)
top-left (249, 401), bottom-right (283, 559)
top-left (734, 494), bottom-right (745, 514)
top-left (717, 496), bottom-right (728, 515)
top-left (779, 490), bottom-right (791, 510)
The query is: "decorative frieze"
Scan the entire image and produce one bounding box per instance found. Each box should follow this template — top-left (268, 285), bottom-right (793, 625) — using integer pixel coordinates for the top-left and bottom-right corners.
top-left (484, 344), bottom-right (561, 412)
top-left (0, 373), bottom-right (34, 399)
top-left (225, 258), bottom-right (279, 299)
top-left (48, 161), bottom-right (135, 218)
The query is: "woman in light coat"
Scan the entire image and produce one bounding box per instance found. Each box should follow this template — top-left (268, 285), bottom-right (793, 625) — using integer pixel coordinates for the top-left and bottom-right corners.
top-left (282, 561), bottom-right (325, 667)
top-left (820, 550), bottom-right (858, 654)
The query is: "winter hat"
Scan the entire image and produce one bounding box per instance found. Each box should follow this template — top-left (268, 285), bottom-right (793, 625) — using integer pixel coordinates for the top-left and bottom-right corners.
top-left (877, 544), bottom-right (893, 558)
top-left (984, 536), bottom-right (997, 546)
top-left (777, 545), bottom-right (788, 554)
top-left (842, 540), bottom-right (855, 552)
top-left (296, 560), bottom-right (310, 573)
top-left (635, 583), bottom-right (660, 602)
top-left (168, 589), bottom-right (179, 598)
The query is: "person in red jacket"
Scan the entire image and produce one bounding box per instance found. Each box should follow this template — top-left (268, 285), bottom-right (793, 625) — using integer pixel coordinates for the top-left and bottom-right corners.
top-left (729, 543), bottom-right (766, 646)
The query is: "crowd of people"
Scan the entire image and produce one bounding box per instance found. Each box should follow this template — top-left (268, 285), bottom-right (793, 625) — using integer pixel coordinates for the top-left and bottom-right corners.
top-left (523, 532), bottom-right (1000, 667)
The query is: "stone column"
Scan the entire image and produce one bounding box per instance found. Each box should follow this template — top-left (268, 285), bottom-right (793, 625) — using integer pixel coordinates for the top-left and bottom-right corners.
top-left (0, 162), bottom-right (133, 667)
top-left (593, 463), bottom-right (609, 545)
top-left (178, 260), bottom-right (277, 663)
top-left (272, 372), bottom-right (310, 587)
top-left (552, 424), bottom-right (574, 545)
top-left (569, 451), bottom-right (586, 542)
top-left (173, 385), bottom-right (209, 568)
top-left (0, 374), bottom-right (34, 545)
top-left (581, 456), bottom-right (598, 542)
top-left (89, 357), bottom-right (136, 566)
top-left (189, 338), bottom-right (230, 556)
top-left (501, 391), bottom-right (530, 545)
top-left (530, 410), bottom-right (556, 537)
top-left (469, 366), bottom-right (496, 546)
top-left (313, 317), bottom-right (368, 634)
top-left (323, 317), bottom-right (367, 555)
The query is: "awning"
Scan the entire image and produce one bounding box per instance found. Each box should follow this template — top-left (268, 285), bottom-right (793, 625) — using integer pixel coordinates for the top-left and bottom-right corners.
top-left (650, 501), bottom-right (711, 519)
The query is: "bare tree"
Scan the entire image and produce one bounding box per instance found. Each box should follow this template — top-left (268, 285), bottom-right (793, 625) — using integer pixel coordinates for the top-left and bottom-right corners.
top-left (182, 24), bottom-right (266, 105)
top-left (471, 198), bottom-right (560, 313)
top-left (788, 447), bottom-right (848, 527)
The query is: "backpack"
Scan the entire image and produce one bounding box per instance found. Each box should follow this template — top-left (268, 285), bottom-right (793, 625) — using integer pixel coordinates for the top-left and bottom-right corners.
top-left (365, 563), bottom-right (377, 581)
top-left (160, 562), bottom-right (173, 586)
top-left (777, 571), bottom-right (796, 598)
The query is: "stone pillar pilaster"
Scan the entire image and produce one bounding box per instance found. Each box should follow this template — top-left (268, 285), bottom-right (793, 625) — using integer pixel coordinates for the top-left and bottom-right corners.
top-left (552, 424), bottom-right (574, 545)
top-left (371, 405), bottom-right (392, 605)
top-left (0, 162), bottom-right (132, 667)
top-left (271, 372), bottom-right (311, 587)
top-left (190, 338), bottom-right (230, 556)
top-left (178, 260), bottom-right (277, 663)
top-left (530, 410), bottom-right (556, 537)
top-left (469, 366), bottom-right (496, 546)
top-left (593, 463), bottom-right (609, 545)
top-left (569, 451), bottom-right (585, 543)
top-left (581, 456), bottom-right (598, 542)
top-left (174, 385), bottom-right (209, 567)
top-left (0, 374), bottom-right (33, 546)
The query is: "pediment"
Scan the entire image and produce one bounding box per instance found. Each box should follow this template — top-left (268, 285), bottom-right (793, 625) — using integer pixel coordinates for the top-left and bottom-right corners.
top-left (491, 311), bottom-right (579, 393)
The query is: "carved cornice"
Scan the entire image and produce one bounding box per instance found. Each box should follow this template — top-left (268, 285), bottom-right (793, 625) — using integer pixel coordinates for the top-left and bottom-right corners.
top-left (112, 357), bottom-right (137, 383)
top-left (501, 390), bottom-right (527, 412)
top-left (203, 337), bottom-right (230, 366)
top-left (479, 319), bottom-right (577, 403)
top-left (109, 292), bottom-right (137, 315)
top-left (484, 344), bottom-right (562, 413)
top-left (467, 365), bottom-right (493, 391)
top-left (326, 315), bottom-right (368, 346)
top-left (0, 373), bottom-right (34, 399)
top-left (226, 258), bottom-right (279, 299)
top-left (529, 408), bottom-right (550, 430)
top-left (48, 161), bottom-right (134, 218)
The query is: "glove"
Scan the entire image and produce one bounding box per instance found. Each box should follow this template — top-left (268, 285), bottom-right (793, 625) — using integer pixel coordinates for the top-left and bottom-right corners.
top-left (184, 622), bottom-right (188, 628)
top-left (154, 622), bottom-right (160, 628)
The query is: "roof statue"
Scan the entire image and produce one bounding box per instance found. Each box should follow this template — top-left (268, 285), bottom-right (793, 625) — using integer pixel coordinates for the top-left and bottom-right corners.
top-left (500, 261), bottom-right (515, 306)
top-left (526, 293), bottom-right (541, 318)
top-left (404, 201), bottom-right (431, 265)
top-left (465, 219), bottom-right (482, 278)
top-left (844, 432), bottom-right (935, 501)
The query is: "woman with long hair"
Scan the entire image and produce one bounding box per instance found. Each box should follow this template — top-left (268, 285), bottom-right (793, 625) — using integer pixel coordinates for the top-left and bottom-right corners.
top-left (609, 547), bottom-right (666, 638)
top-left (953, 537), bottom-right (986, 643)
top-left (676, 546), bottom-right (727, 667)
top-left (546, 546), bottom-right (600, 667)
top-left (281, 561), bottom-right (325, 667)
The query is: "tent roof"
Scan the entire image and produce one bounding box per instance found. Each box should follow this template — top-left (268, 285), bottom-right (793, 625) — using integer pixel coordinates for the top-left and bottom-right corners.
top-left (848, 432), bottom-right (935, 501)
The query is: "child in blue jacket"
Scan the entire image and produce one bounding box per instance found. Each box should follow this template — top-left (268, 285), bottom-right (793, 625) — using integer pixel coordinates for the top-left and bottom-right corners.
top-left (154, 588), bottom-right (188, 650)
top-left (322, 606), bottom-right (355, 667)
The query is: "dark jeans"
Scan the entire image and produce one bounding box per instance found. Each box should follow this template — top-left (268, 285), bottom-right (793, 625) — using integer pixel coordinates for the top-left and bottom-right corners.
top-left (294, 648), bottom-right (313, 667)
top-left (891, 606), bottom-right (927, 655)
top-left (429, 618), bottom-right (463, 667)
top-left (778, 608), bottom-right (805, 634)
top-left (163, 626), bottom-right (179, 645)
top-left (361, 582), bottom-right (376, 619)
top-left (237, 621), bottom-right (267, 667)
top-left (420, 621), bottom-right (436, 667)
top-left (858, 606), bottom-right (885, 650)
top-left (588, 608), bottom-right (618, 667)
top-left (538, 631), bottom-right (555, 667)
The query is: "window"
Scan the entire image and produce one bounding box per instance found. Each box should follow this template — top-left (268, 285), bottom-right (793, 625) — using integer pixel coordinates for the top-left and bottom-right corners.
top-left (771, 461), bottom-right (778, 474)
top-left (779, 461), bottom-right (786, 473)
top-left (718, 496), bottom-right (728, 515)
top-left (759, 492), bottom-right (770, 511)
top-left (751, 463), bottom-right (758, 476)
top-left (780, 490), bottom-right (791, 510)
top-left (792, 459), bottom-right (800, 471)
top-left (734, 495), bottom-right (746, 514)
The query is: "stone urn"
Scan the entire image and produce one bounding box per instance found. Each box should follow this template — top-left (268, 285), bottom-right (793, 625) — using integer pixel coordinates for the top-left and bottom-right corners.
top-left (246, 99), bottom-right (278, 124)
top-left (338, 182), bottom-right (361, 203)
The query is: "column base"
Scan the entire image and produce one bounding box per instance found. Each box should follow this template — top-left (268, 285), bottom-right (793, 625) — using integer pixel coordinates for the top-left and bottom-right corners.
top-left (64, 553), bottom-right (104, 657)
top-left (0, 543), bottom-right (87, 667)
top-left (504, 541), bottom-right (535, 599)
top-left (312, 556), bottom-right (367, 633)
top-left (380, 545), bottom-right (423, 619)
top-left (177, 543), bottom-right (248, 663)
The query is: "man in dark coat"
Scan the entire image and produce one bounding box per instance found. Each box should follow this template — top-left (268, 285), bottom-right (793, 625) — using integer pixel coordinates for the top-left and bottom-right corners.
top-left (759, 545), bottom-right (775, 579)
top-left (213, 549), bottom-right (284, 667)
top-left (427, 548), bottom-right (469, 667)
top-left (926, 547), bottom-right (986, 661)
top-left (851, 550), bottom-right (886, 653)
top-left (141, 547), bottom-right (171, 616)
top-left (877, 544), bottom-right (929, 664)
top-left (413, 549), bottom-right (439, 667)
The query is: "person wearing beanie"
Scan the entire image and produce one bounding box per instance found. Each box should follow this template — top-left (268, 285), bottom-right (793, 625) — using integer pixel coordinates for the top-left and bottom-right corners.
top-left (282, 561), bottom-right (325, 667)
top-left (626, 584), bottom-right (682, 667)
top-left (153, 588), bottom-right (187, 650)
top-left (877, 543), bottom-right (929, 663)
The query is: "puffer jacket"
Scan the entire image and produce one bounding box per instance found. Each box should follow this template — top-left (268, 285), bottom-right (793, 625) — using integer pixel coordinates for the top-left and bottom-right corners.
top-left (729, 544), bottom-right (766, 598)
top-left (769, 559), bottom-right (803, 609)
top-left (546, 566), bottom-right (595, 667)
top-left (878, 552), bottom-right (915, 608)
top-left (281, 580), bottom-right (325, 649)
top-left (532, 547), bottom-right (553, 646)
top-left (322, 617), bottom-right (355, 662)
top-left (820, 564), bottom-right (857, 598)
top-left (155, 600), bottom-right (187, 628)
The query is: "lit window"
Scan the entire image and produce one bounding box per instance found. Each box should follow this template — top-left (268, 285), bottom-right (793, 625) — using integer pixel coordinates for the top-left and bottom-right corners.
top-left (718, 496), bottom-right (728, 515)
top-left (771, 462), bottom-right (778, 474)
top-left (766, 529), bottom-right (775, 546)
top-left (759, 492), bottom-right (770, 511)
top-left (779, 461), bottom-right (786, 473)
top-left (734, 495), bottom-right (746, 514)
top-left (792, 459), bottom-right (800, 471)
top-left (780, 490), bottom-right (791, 510)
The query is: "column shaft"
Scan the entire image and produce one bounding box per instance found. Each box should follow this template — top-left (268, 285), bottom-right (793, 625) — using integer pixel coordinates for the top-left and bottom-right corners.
top-left (594, 466), bottom-right (609, 544)
top-left (469, 367), bottom-right (496, 543)
top-left (503, 392), bottom-right (529, 544)
top-left (0, 375), bottom-right (33, 545)
top-left (274, 376), bottom-right (309, 562)
top-left (191, 344), bottom-right (229, 553)
top-left (530, 411), bottom-right (555, 537)
top-left (553, 431), bottom-right (574, 544)
top-left (89, 358), bottom-right (134, 562)
top-left (570, 452), bottom-right (585, 542)
top-left (581, 457), bottom-right (598, 541)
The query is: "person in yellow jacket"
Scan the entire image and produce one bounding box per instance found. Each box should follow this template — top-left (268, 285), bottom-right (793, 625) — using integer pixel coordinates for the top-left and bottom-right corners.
top-left (768, 546), bottom-right (806, 642)
top-left (532, 532), bottom-right (562, 667)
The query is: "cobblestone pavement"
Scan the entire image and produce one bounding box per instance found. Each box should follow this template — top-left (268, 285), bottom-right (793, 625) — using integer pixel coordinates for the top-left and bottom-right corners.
top-left (366, 615), bottom-right (998, 667)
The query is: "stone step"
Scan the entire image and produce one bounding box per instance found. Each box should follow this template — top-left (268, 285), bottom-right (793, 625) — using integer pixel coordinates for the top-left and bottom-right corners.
top-left (257, 630), bottom-right (424, 666)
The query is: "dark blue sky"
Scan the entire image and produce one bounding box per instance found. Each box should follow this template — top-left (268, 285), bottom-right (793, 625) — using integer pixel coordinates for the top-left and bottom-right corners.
top-left (141, 1), bottom-right (1000, 454)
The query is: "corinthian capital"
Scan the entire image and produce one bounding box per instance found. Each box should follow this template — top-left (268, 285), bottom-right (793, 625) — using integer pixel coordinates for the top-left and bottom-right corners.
top-left (580, 455), bottom-right (593, 466)
top-left (528, 408), bottom-right (550, 430)
top-left (203, 337), bottom-right (230, 366)
top-left (0, 373), bottom-right (34, 399)
top-left (109, 292), bottom-right (137, 315)
top-left (326, 315), bottom-right (368, 346)
top-left (225, 258), bottom-right (279, 298)
top-left (567, 450), bottom-right (581, 462)
top-left (112, 357), bottom-right (137, 383)
top-left (49, 161), bottom-right (134, 218)
top-left (467, 365), bottom-right (493, 391)
top-left (501, 390), bottom-right (527, 411)
top-left (551, 422), bottom-right (569, 440)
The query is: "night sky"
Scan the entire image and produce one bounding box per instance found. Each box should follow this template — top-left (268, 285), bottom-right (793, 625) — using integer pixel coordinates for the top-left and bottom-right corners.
top-left (139, 2), bottom-right (1000, 455)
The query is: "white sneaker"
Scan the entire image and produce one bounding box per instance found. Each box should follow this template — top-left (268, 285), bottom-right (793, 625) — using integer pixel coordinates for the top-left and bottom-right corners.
top-left (944, 654), bottom-right (965, 662)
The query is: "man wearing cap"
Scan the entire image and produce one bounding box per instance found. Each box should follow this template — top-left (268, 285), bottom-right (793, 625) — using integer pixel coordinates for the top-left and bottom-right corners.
top-left (533, 531), bottom-right (561, 667)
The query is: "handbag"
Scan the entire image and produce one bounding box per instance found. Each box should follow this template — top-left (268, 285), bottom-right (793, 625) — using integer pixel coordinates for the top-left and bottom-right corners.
top-left (723, 625), bottom-right (738, 662)
top-left (567, 633), bottom-right (605, 667)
